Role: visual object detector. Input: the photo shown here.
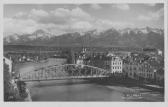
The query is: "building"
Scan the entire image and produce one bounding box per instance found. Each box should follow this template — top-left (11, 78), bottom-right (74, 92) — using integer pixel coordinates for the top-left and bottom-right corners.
top-left (46, 55), bottom-right (67, 67)
top-left (108, 51), bottom-right (131, 59)
top-left (157, 49), bottom-right (163, 56)
top-left (81, 54), bottom-right (123, 74)
top-left (123, 61), bottom-right (156, 80)
top-left (76, 56), bottom-right (84, 65)
top-left (107, 53), bottom-right (123, 73)
top-left (110, 56), bottom-right (123, 73)
top-left (3, 57), bottom-right (13, 73)
top-left (155, 68), bottom-right (164, 85)
top-left (123, 63), bottom-right (140, 79)
top-left (121, 50), bottom-right (164, 83)
top-left (139, 62), bottom-right (155, 80)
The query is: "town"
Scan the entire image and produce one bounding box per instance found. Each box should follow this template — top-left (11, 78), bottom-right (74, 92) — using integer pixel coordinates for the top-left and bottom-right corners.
top-left (3, 45), bottom-right (164, 101)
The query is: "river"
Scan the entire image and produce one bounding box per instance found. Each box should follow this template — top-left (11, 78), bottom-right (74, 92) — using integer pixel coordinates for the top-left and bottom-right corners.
top-left (14, 59), bottom-right (164, 102)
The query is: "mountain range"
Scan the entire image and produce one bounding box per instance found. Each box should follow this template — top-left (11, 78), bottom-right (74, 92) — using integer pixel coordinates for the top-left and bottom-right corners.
top-left (4, 27), bottom-right (164, 50)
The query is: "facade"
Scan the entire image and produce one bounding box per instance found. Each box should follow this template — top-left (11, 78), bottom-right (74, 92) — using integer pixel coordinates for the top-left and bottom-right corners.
top-left (140, 62), bottom-right (155, 79)
top-left (3, 57), bottom-right (13, 73)
top-left (76, 56), bottom-right (84, 65)
top-left (46, 56), bottom-right (67, 66)
top-left (123, 62), bottom-right (155, 80)
top-left (78, 53), bottom-right (123, 74)
top-left (107, 53), bottom-right (123, 73)
top-left (157, 49), bottom-right (163, 56)
top-left (110, 56), bottom-right (123, 73)
top-left (155, 68), bottom-right (164, 84)
top-left (123, 63), bottom-right (140, 79)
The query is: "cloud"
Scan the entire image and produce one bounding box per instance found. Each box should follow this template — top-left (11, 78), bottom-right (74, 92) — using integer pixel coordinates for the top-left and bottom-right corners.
top-left (137, 15), bottom-right (151, 21)
top-left (137, 8), bottom-right (164, 21)
top-left (113, 4), bottom-right (130, 10)
top-left (39, 7), bottom-right (93, 24)
top-left (146, 3), bottom-right (156, 7)
top-left (51, 7), bottom-right (92, 20)
top-left (13, 12), bottom-right (28, 19)
top-left (148, 8), bottom-right (164, 20)
top-left (29, 9), bottom-right (49, 20)
top-left (70, 7), bottom-right (93, 21)
top-left (71, 21), bottom-right (93, 32)
top-left (51, 8), bottom-right (70, 17)
top-left (4, 7), bottom-right (94, 35)
top-left (4, 18), bottom-right (38, 35)
top-left (4, 17), bottom-right (70, 36)
top-left (4, 7), bottom-right (134, 36)
top-left (90, 4), bottom-right (102, 10)
top-left (94, 19), bottom-right (134, 31)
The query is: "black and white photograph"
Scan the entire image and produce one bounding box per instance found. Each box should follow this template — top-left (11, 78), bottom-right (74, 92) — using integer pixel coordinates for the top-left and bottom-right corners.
top-left (2, 0), bottom-right (167, 103)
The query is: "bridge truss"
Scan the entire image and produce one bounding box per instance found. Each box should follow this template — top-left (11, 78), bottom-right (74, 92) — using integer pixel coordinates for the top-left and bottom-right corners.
top-left (19, 64), bottom-right (110, 81)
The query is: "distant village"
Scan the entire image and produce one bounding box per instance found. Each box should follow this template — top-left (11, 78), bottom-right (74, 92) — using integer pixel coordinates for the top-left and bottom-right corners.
top-left (3, 45), bottom-right (165, 101)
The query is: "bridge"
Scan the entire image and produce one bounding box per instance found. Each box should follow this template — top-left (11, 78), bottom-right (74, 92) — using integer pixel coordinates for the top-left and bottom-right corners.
top-left (18, 64), bottom-right (110, 82)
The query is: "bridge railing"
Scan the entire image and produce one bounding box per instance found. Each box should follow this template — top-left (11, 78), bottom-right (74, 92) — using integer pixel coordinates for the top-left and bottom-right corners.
top-left (19, 64), bottom-right (110, 81)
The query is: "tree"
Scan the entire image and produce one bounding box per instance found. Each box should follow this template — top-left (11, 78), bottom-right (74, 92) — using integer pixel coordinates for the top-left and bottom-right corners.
top-left (4, 63), bottom-right (17, 101)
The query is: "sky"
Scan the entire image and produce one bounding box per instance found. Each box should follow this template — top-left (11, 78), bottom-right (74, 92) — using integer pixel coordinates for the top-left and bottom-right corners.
top-left (4, 3), bottom-right (164, 36)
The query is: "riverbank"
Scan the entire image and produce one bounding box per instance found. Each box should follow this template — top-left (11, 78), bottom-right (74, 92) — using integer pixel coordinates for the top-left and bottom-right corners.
top-left (87, 77), bottom-right (164, 93)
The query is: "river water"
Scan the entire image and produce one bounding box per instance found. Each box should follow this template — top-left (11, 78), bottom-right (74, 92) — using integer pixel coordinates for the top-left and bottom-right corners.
top-left (14, 59), bottom-right (164, 102)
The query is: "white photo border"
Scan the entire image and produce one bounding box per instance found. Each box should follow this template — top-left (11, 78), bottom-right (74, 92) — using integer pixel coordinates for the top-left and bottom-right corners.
top-left (0, 0), bottom-right (167, 107)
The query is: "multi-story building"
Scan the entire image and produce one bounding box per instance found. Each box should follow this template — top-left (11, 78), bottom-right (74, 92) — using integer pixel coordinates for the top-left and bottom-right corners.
top-left (78, 54), bottom-right (123, 74)
top-left (123, 60), bottom-right (159, 81)
top-left (76, 56), bottom-right (84, 65)
top-left (123, 63), bottom-right (140, 79)
top-left (155, 68), bottom-right (164, 85)
top-left (110, 56), bottom-right (123, 73)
